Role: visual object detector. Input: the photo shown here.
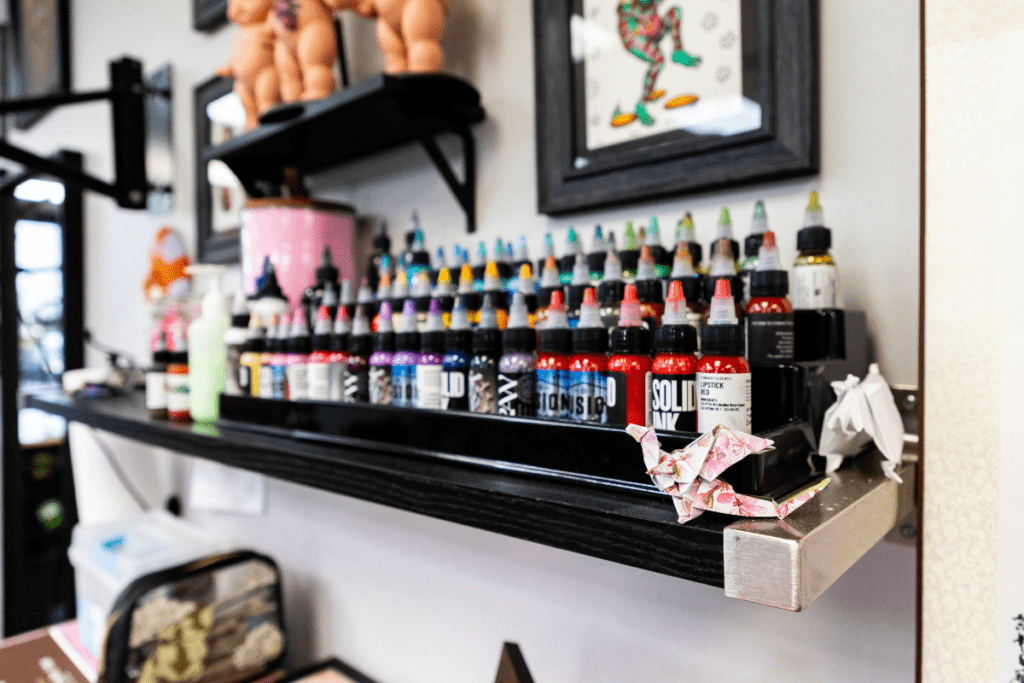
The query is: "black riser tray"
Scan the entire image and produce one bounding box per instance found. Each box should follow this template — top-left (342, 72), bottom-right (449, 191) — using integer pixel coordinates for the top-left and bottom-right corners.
top-left (218, 395), bottom-right (822, 500)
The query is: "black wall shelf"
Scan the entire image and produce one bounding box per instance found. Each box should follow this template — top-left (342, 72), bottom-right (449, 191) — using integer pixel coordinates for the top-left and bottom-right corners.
top-left (206, 73), bottom-right (485, 232)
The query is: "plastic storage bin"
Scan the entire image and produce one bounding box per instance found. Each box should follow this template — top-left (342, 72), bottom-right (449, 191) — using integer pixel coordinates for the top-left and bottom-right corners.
top-left (67, 510), bottom-right (220, 658)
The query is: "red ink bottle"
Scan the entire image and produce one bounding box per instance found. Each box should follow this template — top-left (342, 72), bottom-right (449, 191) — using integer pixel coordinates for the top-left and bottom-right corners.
top-left (745, 230), bottom-right (795, 364)
top-left (606, 284), bottom-right (652, 427)
top-left (651, 280), bottom-right (698, 432)
top-left (568, 287), bottom-right (609, 423)
top-left (536, 290), bottom-right (571, 421)
top-left (697, 278), bottom-right (752, 433)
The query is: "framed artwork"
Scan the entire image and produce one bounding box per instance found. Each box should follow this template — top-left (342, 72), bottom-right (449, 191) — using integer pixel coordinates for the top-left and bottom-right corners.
top-left (194, 0), bottom-right (228, 32)
top-left (6, 0), bottom-right (71, 129)
top-left (195, 75), bottom-right (246, 264)
top-left (278, 660), bottom-right (381, 683)
top-left (533, 0), bottom-right (819, 214)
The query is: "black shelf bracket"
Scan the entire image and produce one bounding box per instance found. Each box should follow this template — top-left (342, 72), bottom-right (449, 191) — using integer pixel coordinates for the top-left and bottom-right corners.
top-left (412, 122), bottom-right (476, 233)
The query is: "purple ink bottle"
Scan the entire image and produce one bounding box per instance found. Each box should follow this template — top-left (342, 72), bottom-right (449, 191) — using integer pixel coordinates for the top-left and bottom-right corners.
top-left (416, 298), bottom-right (445, 409)
top-left (368, 300), bottom-right (395, 405)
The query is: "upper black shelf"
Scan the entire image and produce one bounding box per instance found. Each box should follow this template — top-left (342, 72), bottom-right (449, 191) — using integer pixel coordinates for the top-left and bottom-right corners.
top-left (207, 73), bottom-right (485, 231)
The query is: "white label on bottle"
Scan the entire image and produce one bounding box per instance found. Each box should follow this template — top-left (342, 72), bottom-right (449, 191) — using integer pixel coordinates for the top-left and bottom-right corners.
top-left (792, 264), bottom-right (839, 309)
top-left (307, 362), bottom-right (330, 400)
top-left (146, 371), bottom-right (167, 410)
top-left (328, 362), bottom-right (345, 401)
top-left (416, 364), bottom-right (442, 409)
top-left (697, 372), bottom-right (752, 433)
top-left (259, 366), bottom-right (274, 398)
top-left (286, 363), bottom-right (308, 400)
top-left (166, 374), bottom-right (190, 413)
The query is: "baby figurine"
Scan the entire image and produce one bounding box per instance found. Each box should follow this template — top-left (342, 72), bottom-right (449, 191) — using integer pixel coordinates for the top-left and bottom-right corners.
top-left (218, 0), bottom-right (281, 129)
top-left (270, 0), bottom-right (337, 102)
top-left (333, 0), bottom-right (446, 73)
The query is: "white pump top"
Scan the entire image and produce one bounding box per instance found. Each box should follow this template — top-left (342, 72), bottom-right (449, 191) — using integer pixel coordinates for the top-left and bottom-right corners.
top-left (185, 264), bottom-right (229, 319)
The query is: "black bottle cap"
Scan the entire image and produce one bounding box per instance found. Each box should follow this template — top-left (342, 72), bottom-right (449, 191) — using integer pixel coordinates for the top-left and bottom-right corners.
top-left (687, 242), bottom-right (703, 268)
top-left (654, 324), bottom-right (698, 355)
top-left (312, 333), bottom-right (332, 352)
top-left (411, 251), bottom-right (430, 266)
top-left (330, 333), bottom-right (349, 353)
top-left (471, 264), bottom-right (486, 283)
top-left (619, 249), bottom-right (639, 273)
top-left (484, 290), bottom-right (508, 311)
top-left (557, 254), bottom-right (576, 277)
top-left (587, 251), bottom-right (607, 277)
top-left (421, 330), bottom-right (445, 354)
top-left (412, 295), bottom-right (431, 313)
top-left (750, 270), bottom-right (790, 298)
top-left (635, 278), bottom-right (664, 305)
top-left (395, 331), bottom-right (420, 353)
top-left (572, 326), bottom-right (608, 354)
top-left (444, 329), bottom-right (472, 354)
top-left (348, 333), bottom-right (371, 357)
top-left (169, 350), bottom-right (188, 365)
top-left (495, 261), bottom-right (512, 280)
top-left (538, 285), bottom-right (564, 309)
top-left (522, 293), bottom-right (538, 314)
top-left (231, 313), bottom-right (250, 328)
top-left (704, 275), bottom-right (744, 303)
top-left (671, 276), bottom-right (702, 306)
top-left (502, 327), bottom-right (536, 352)
top-left (438, 295), bottom-right (455, 313)
top-left (701, 324), bottom-right (746, 357)
top-left (372, 331), bottom-right (395, 353)
top-left (649, 244), bottom-right (671, 269)
top-left (154, 348), bottom-right (173, 364)
top-left (256, 257), bottom-right (286, 300)
top-left (538, 328), bottom-right (571, 354)
top-left (459, 291), bottom-right (482, 312)
top-left (610, 326), bottom-right (650, 355)
top-left (598, 279), bottom-right (625, 305)
top-left (797, 226), bottom-right (832, 250)
top-left (472, 328), bottom-right (502, 356)
top-left (566, 284), bottom-right (589, 310)
top-left (288, 336), bottom-right (311, 354)
top-left (744, 233), bottom-right (764, 258)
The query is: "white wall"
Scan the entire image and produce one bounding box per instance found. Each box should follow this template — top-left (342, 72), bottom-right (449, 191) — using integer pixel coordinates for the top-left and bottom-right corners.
top-left (12, 1), bottom-right (919, 681)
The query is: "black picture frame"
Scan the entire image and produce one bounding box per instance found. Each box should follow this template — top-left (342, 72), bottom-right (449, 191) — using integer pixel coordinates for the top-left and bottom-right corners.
top-left (6, 0), bottom-right (72, 129)
top-left (533, 0), bottom-right (819, 215)
top-left (277, 659), bottom-right (381, 683)
top-left (194, 75), bottom-right (242, 264)
top-left (194, 0), bottom-right (229, 32)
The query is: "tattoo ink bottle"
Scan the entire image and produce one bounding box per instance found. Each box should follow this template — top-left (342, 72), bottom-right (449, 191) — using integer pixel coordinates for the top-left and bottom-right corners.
top-left (224, 290), bottom-right (250, 396)
top-left (372, 270), bottom-right (392, 332)
top-left (559, 227), bottom-right (583, 285)
top-left (167, 342), bottom-right (191, 422)
top-left (536, 290), bottom-right (571, 421)
top-left (498, 292), bottom-right (537, 417)
top-left (369, 300), bottom-right (396, 405)
top-left (366, 219), bottom-right (391, 292)
top-left (669, 240), bottom-right (705, 344)
top-left (652, 281), bottom-right (698, 432)
top-left (307, 305), bottom-right (334, 401)
top-left (285, 307), bottom-right (311, 400)
top-left (469, 297), bottom-right (502, 414)
top-left (411, 270), bottom-right (433, 332)
top-left (416, 298), bottom-right (445, 409)
top-left (677, 212), bottom-right (703, 272)
top-left (746, 230), bottom-right (795, 364)
top-left (568, 287), bottom-right (609, 423)
top-left (565, 253), bottom-right (591, 329)
top-left (709, 206), bottom-right (740, 265)
top-left (356, 276), bottom-right (376, 320)
top-left (645, 216), bottom-right (671, 278)
top-left (345, 306), bottom-right (372, 403)
top-left (514, 235), bottom-right (531, 275)
top-left (328, 305), bottom-right (350, 401)
top-left (588, 225), bottom-right (607, 280)
top-left (513, 263), bottom-right (538, 328)
top-left (407, 226), bottom-right (431, 284)
top-left (270, 312), bottom-right (290, 399)
top-left (390, 266), bottom-right (409, 330)
top-left (472, 241), bottom-right (487, 291)
top-left (619, 221), bottom-right (640, 279)
top-left (703, 239), bottom-right (745, 324)
top-left (634, 245), bottom-right (664, 329)
top-left (442, 296), bottom-right (473, 410)
top-left (338, 279), bottom-right (353, 321)
top-left (457, 263), bottom-right (482, 326)
top-left (432, 267), bottom-right (456, 329)
top-left (259, 313), bottom-right (279, 399)
top-left (431, 246), bottom-right (446, 286)
top-left (740, 200), bottom-right (769, 304)
top-left (493, 238), bottom-right (512, 289)
top-left (535, 255), bottom-right (563, 327)
top-left (238, 317), bottom-right (265, 398)
top-left (697, 278), bottom-right (752, 432)
top-left (482, 261), bottom-right (509, 330)
top-left (792, 191), bottom-right (839, 309)
top-left (537, 232), bottom-right (555, 280)
top-left (598, 248), bottom-right (625, 330)
top-left (392, 299), bottom-right (421, 408)
top-left (606, 284), bottom-right (652, 427)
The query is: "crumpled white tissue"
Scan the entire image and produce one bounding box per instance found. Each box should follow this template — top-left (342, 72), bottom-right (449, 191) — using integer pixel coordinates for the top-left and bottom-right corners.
top-left (819, 363), bottom-right (904, 482)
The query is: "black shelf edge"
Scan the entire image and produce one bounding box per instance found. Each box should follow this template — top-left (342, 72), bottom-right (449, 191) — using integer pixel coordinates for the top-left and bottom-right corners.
top-left (24, 391), bottom-right (730, 587)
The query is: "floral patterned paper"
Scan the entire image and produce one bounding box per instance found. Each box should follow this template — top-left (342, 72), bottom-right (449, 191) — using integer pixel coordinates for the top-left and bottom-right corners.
top-left (626, 423), bottom-right (830, 524)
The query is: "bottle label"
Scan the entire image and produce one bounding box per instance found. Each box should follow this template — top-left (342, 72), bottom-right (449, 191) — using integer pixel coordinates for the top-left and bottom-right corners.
top-left (307, 362), bottom-right (330, 400)
top-left (328, 363), bottom-right (345, 401)
top-left (166, 373), bottom-right (189, 413)
top-left (441, 369), bottom-right (468, 410)
top-left (792, 264), bottom-right (839, 309)
top-left (146, 371), bottom-right (167, 410)
top-left (369, 366), bottom-right (393, 405)
top-left (568, 370), bottom-right (607, 423)
top-left (225, 344), bottom-right (243, 396)
top-left (469, 366), bottom-right (498, 414)
top-left (271, 366), bottom-right (288, 399)
top-left (392, 365), bottom-right (416, 407)
top-left (603, 370), bottom-right (651, 427)
top-left (697, 371), bottom-right (752, 432)
top-left (238, 365), bottom-right (251, 395)
top-left (259, 366), bottom-right (274, 398)
top-left (535, 369), bottom-right (565, 419)
top-left (498, 371), bottom-right (535, 417)
top-left (651, 373), bottom-right (697, 432)
top-left (286, 363), bottom-right (308, 400)
top-left (416, 365), bottom-right (442, 409)
top-left (746, 313), bottom-right (795, 364)
top-left (344, 367), bottom-right (368, 403)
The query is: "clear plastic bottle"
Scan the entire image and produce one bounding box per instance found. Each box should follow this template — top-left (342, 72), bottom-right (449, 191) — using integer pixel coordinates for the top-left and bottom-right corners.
top-left (186, 265), bottom-right (230, 422)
